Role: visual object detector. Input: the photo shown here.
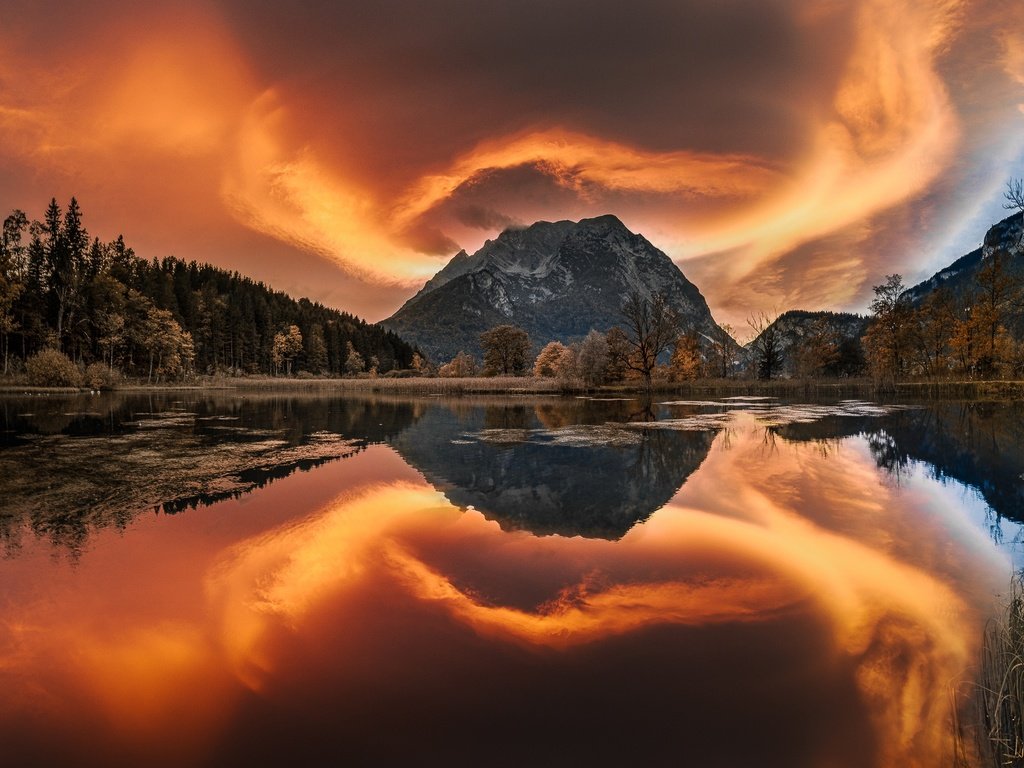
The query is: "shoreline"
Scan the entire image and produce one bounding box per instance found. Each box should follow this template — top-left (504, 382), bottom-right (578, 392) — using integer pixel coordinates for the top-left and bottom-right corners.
top-left (2, 375), bottom-right (1023, 399)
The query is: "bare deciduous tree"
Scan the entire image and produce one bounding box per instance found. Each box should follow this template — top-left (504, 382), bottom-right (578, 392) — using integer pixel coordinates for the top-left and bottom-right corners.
top-left (707, 323), bottom-right (738, 378)
top-left (1006, 178), bottom-right (1024, 247)
top-left (1005, 178), bottom-right (1024, 213)
top-left (616, 291), bottom-right (679, 392)
top-left (747, 312), bottom-right (783, 380)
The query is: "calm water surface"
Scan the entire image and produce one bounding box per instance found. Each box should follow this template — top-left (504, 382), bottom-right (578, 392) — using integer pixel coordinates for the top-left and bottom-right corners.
top-left (1, 392), bottom-right (1023, 767)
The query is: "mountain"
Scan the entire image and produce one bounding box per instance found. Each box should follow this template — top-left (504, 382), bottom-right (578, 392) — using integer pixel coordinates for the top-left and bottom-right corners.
top-left (906, 212), bottom-right (1023, 304)
top-left (744, 310), bottom-right (868, 377)
top-left (384, 215), bottom-right (731, 362)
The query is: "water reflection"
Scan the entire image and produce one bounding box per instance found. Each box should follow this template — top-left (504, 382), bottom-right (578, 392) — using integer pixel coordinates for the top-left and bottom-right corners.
top-left (0, 410), bottom-right (1010, 767)
top-left (0, 393), bottom-right (422, 554)
top-left (4, 394), bottom-right (1024, 556)
top-left (771, 401), bottom-right (1024, 523)
top-left (391, 399), bottom-right (716, 538)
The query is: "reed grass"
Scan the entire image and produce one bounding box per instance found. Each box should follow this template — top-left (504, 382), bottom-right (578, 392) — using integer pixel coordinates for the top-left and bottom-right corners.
top-left (955, 571), bottom-right (1024, 767)
top-left (4, 371), bottom-right (1024, 400)
top-left (209, 374), bottom-right (566, 395)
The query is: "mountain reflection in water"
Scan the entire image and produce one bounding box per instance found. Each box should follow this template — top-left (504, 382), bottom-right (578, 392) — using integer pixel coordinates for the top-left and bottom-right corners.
top-left (391, 400), bottom-right (717, 538)
top-left (0, 394), bottom-right (1020, 767)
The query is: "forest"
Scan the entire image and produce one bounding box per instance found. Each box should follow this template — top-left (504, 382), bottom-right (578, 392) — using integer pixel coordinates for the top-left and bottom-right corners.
top-left (0, 198), bottom-right (416, 384)
top-left (3, 194), bottom-right (1022, 391)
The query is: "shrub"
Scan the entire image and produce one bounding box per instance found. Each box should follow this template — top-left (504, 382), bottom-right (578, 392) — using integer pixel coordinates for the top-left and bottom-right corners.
top-left (84, 362), bottom-right (120, 390)
top-left (25, 348), bottom-right (83, 387)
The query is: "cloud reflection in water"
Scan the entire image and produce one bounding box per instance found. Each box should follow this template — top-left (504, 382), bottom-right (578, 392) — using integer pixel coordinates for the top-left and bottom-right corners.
top-left (203, 414), bottom-right (1003, 767)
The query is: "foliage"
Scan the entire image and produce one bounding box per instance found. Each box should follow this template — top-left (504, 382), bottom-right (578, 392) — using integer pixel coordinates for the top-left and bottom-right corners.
top-left (0, 198), bottom-right (417, 381)
top-left (552, 344), bottom-right (580, 384)
top-left (306, 324), bottom-right (328, 374)
top-left (863, 274), bottom-right (912, 386)
top-left (84, 362), bottom-right (120, 390)
top-left (533, 341), bottom-right (568, 377)
top-left (480, 324), bottom-right (531, 376)
top-left (25, 348), bottom-right (82, 387)
top-left (272, 325), bottom-right (304, 376)
top-left (792, 319), bottom-right (840, 378)
top-left (970, 249), bottom-right (1022, 377)
top-left (344, 340), bottom-right (365, 375)
top-left (576, 329), bottom-right (610, 387)
top-left (438, 351), bottom-right (478, 377)
top-left (669, 332), bottom-right (703, 381)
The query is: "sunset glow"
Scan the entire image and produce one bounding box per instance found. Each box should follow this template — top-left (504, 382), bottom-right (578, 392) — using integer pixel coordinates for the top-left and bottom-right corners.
top-left (0, 0), bottom-right (1021, 323)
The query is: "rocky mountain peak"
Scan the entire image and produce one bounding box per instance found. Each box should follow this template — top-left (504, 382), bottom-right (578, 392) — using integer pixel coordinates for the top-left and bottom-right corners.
top-left (384, 215), bottom-right (732, 362)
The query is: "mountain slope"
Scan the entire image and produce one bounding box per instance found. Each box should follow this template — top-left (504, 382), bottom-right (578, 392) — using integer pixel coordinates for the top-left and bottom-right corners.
top-left (744, 310), bottom-right (868, 376)
top-left (906, 212), bottom-right (1023, 304)
top-left (385, 215), bottom-right (730, 362)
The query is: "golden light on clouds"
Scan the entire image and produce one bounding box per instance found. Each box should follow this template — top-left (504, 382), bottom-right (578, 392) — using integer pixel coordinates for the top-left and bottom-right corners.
top-left (222, 93), bottom-right (440, 286)
top-left (0, 0), bottom-right (1021, 322)
top-left (667, 0), bottom-right (963, 302)
top-left (392, 129), bottom-right (783, 222)
top-left (1002, 29), bottom-right (1024, 113)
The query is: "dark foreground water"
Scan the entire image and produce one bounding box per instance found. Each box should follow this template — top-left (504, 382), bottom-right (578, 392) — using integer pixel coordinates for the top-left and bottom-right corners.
top-left (1, 392), bottom-right (1023, 767)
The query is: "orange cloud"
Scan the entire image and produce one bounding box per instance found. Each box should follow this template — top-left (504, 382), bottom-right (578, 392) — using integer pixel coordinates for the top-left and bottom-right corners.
top-left (0, 0), bottom-right (1016, 326)
top-left (1001, 30), bottom-right (1024, 113)
top-left (0, 7), bottom-right (251, 162)
top-left (392, 129), bottom-right (782, 223)
top-left (656, 0), bottom-right (963, 295)
top-left (221, 93), bottom-right (442, 286)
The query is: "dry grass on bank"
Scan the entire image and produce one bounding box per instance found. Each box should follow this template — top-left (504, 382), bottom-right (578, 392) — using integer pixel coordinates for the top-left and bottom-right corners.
top-left (954, 572), bottom-right (1024, 768)
top-left (3, 373), bottom-right (1024, 399)
top-left (206, 374), bottom-right (566, 394)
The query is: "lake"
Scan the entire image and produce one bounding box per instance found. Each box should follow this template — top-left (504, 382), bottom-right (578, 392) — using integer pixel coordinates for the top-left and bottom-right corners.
top-left (1, 391), bottom-right (1022, 767)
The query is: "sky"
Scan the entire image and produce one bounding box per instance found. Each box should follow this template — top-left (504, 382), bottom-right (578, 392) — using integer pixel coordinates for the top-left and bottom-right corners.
top-left (0, 0), bottom-right (1022, 327)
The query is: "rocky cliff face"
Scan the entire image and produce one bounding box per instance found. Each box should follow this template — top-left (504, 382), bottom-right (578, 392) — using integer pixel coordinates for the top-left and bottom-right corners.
top-left (384, 215), bottom-right (731, 362)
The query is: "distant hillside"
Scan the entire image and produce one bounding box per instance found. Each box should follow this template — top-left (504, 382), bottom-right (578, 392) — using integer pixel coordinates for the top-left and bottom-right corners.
top-left (384, 215), bottom-right (733, 362)
top-left (744, 310), bottom-right (868, 377)
top-left (906, 212), bottom-right (1023, 305)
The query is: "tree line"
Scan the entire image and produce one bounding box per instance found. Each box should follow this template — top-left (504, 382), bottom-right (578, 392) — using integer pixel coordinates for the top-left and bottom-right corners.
top-left (429, 292), bottom-right (743, 390)
top-left (4, 184), bottom-right (1020, 390)
top-left (428, 180), bottom-right (1024, 389)
top-left (863, 182), bottom-right (1024, 386)
top-left (0, 198), bottom-right (416, 384)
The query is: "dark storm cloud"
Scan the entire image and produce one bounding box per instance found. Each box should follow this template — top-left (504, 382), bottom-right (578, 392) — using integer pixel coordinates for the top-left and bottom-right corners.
top-left (452, 205), bottom-right (523, 232)
top-left (217, 0), bottom-right (851, 170)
